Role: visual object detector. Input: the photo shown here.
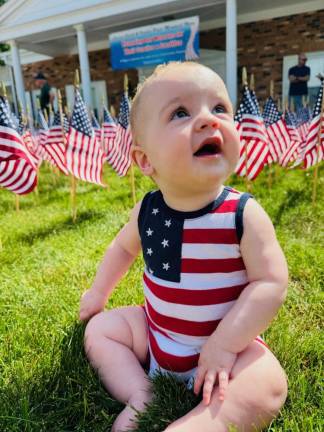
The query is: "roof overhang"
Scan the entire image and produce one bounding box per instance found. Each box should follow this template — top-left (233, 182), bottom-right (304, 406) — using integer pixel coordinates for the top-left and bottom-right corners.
top-left (0, 0), bottom-right (323, 61)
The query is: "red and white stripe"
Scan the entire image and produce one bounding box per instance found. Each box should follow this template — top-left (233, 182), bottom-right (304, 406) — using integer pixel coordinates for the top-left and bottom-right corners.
top-left (0, 125), bottom-right (37, 194)
top-left (302, 113), bottom-right (324, 169)
top-left (235, 115), bottom-right (269, 180)
top-left (66, 127), bottom-right (105, 185)
top-left (42, 125), bottom-right (68, 175)
top-left (22, 131), bottom-right (42, 167)
top-left (235, 139), bottom-right (269, 180)
top-left (94, 128), bottom-right (103, 147)
top-left (266, 118), bottom-right (290, 163)
top-left (105, 124), bottom-right (132, 176)
top-left (144, 190), bottom-right (248, 379)
top-left (0, 159), bottom-right (38, 195)
top-left (279, 122), bottom-right (303, 167)
top-left (297, 121), bottom-right (310, 143)
top-left (102, 122), bottom-right (117, 155)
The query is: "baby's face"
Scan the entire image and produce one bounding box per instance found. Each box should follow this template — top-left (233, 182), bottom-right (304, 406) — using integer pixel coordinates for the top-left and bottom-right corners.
top-left (135, 64), bottom-right (240, 194)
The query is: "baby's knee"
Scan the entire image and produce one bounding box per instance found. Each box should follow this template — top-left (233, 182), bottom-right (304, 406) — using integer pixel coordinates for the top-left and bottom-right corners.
top-left (260, 366), bottom-right (287, 416)
top-left (84, 311), bottom-right (109, 355)
top-left (244, 362), bottom-right (287, 421)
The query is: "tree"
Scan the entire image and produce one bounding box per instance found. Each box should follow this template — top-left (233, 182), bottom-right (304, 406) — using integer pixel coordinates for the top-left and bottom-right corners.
top-left (0, 0), bottom-right (9, 66)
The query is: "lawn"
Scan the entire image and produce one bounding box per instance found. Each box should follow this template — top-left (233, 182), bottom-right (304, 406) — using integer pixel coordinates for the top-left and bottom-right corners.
top-left (0, 163), bottom-right (323, 431)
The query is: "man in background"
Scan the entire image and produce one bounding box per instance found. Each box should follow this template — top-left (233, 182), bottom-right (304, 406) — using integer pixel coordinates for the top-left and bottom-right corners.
top-left (288, 53), bottom-right (310, 111)
top-left (34, 72), bottom-right (55, 116)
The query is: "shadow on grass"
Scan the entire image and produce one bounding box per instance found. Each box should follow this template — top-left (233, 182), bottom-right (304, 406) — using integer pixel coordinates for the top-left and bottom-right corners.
top-left (272, 187), bottom-right (309, 226)
top-left (13, 210), bottom-right (108, 247)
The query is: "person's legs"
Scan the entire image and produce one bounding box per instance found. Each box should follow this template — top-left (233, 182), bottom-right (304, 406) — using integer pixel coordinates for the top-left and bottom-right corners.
top-left (164, 341), bottom-right (287, 432)
top-left (84, 306), bottom-right (151, 431)
top-left (290, 95), bottom-right (303, 111)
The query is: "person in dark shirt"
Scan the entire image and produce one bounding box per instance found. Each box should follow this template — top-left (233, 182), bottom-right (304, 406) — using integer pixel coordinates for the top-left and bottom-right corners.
top-left (288, 53), bottom-right (310, 110)
top-left (34, 72), bottom-right (55, 116)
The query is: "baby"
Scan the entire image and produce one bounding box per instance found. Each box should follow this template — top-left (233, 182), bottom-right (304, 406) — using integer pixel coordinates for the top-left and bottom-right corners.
top-left (80, 62), bottom-right (288, 432)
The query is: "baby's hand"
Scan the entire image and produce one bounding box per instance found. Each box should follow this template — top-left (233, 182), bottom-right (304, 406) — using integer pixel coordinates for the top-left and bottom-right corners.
top-left (194, 336), bottom-right (237, 405)
top-left (79, 289), bottom-right (107, 321)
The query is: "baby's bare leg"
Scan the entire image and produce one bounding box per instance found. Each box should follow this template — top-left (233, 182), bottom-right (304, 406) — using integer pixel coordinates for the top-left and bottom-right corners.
top-left (165, 341), bottom-right (287, 432)
top-left (84, 306), bottom-right (151, 431)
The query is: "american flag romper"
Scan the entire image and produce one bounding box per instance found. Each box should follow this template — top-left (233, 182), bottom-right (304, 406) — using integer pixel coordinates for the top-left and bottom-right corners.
top-left (138, 186), bottom-right (263, 387)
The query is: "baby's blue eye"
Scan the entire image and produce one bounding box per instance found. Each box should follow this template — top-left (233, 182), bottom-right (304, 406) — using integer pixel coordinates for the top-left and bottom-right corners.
top-left (170, 107), bottom-right (189, 120)
top-left (212, 105), bottom-right (226, 114)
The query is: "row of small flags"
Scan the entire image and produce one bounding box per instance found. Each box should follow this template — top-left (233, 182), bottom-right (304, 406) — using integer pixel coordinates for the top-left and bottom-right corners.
top-left (1, 75), bottom-right (323, 197)
top-left (234, 79), bottom-right (324, 180)
top-left (0, 85), bottom-right (132, 195)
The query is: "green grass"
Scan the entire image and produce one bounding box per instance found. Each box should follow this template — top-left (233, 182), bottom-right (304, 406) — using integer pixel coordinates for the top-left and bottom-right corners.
top-left (0, 164), bottom-right (323, 431)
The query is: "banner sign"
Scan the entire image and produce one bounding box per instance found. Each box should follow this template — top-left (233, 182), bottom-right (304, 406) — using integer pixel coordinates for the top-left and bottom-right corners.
top-left (109, 16), bottom-right (199, 70)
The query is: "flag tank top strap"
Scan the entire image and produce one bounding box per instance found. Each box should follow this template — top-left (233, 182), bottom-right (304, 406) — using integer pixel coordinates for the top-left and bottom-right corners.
top-left (235, 192), bottom-right (253, 242)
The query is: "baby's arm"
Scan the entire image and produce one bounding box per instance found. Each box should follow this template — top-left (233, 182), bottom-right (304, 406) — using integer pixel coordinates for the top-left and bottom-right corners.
top-left (79, 202), bottom-right (142, 321)
top-left (195, 198), bottom-right (288, 403)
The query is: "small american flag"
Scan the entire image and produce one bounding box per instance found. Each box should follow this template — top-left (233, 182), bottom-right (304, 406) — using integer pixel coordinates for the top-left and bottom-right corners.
top-left (22, 129), bottom-right (42, 168)
top-left (235, 86), bottom-right (269, 180)
top-left (102, 106), bottom-right (117, 155)
top-left (44, 111), bottom-right (69, 175)
top-left (295, 106), bottom-right (311, 143)
top-left (0, 97), bottom-right (38, 195)
top-left (234, 101), bottom-right (245, 136)
top-left (35, 110), bottom-right (52, 162)
top-left (66, 89), bottom-right (105, 185)
top-left (263, 97), bottom-right (290, 163)
top-left (280, 110), bottom-right (303, 167)
top-left (106, 92), bottom-right (133, 177)
top-left (300, 82), bottom-right (324, 169)
top-left (92, 113), bottom-right (103, 146)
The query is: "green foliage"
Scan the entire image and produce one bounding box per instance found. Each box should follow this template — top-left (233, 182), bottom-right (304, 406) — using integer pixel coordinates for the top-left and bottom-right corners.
top-left (0, 164), bottom-right (323, 431)
top-left (0, 0), bottom-right (10, 64)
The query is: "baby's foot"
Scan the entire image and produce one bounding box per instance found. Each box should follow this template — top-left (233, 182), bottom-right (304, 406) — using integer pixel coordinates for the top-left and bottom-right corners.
top-left (111, 390), bottom-right (153, 432)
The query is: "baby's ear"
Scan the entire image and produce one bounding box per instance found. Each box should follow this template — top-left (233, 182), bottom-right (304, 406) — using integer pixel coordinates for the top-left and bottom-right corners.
top-left (131, 144), bottom-right (154, 176)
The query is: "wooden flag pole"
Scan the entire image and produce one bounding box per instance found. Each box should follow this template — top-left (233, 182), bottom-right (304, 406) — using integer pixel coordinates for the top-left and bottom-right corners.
top-left (110, 104), bottom-right (116, 119)
top-left (312, 87), bottom-right (324, 206)
top-left (43, 108), bottom-right (48, 126)
top-left (270, 80), bottom-right (274, 99)
top-left (124, 74), bottom-right (136, 205)
top-left (48, 104), bottom-right (53, 125)
top-left (15, 194), bottom-right (20, 212)
top-left (64, 105), bottom-right (70, 119)
top-left (249, 73), bottom-right (255, 94)
top-left (0, 81), bottom-right (6, 98)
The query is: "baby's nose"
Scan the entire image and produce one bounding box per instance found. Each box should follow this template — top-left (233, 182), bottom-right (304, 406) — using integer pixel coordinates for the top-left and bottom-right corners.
top-left (199, 116), bottom-right (220, 130)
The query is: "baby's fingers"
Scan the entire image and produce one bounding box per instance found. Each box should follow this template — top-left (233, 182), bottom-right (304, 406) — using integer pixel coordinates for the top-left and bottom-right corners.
top-left (202, 371), bottom-right (217, 405)
top-left (218, 370), bottom-right (229, 401)
top-left (79, 306), bottom-right (89, 321)
top-left (194, 366), bottom-right (206, 395)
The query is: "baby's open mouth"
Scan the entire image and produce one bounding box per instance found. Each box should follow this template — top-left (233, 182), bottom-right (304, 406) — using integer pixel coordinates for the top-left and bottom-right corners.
top-left (194, 138), bottom-right (221, 157)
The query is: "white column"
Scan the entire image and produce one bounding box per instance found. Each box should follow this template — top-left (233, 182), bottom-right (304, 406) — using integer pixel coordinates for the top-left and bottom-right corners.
top-left (74, 24), bottom-right (92, 109)
top-left (226, 0), bottom-right (237, 108)
top-left (9, 39), bottom-right (26, 113)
